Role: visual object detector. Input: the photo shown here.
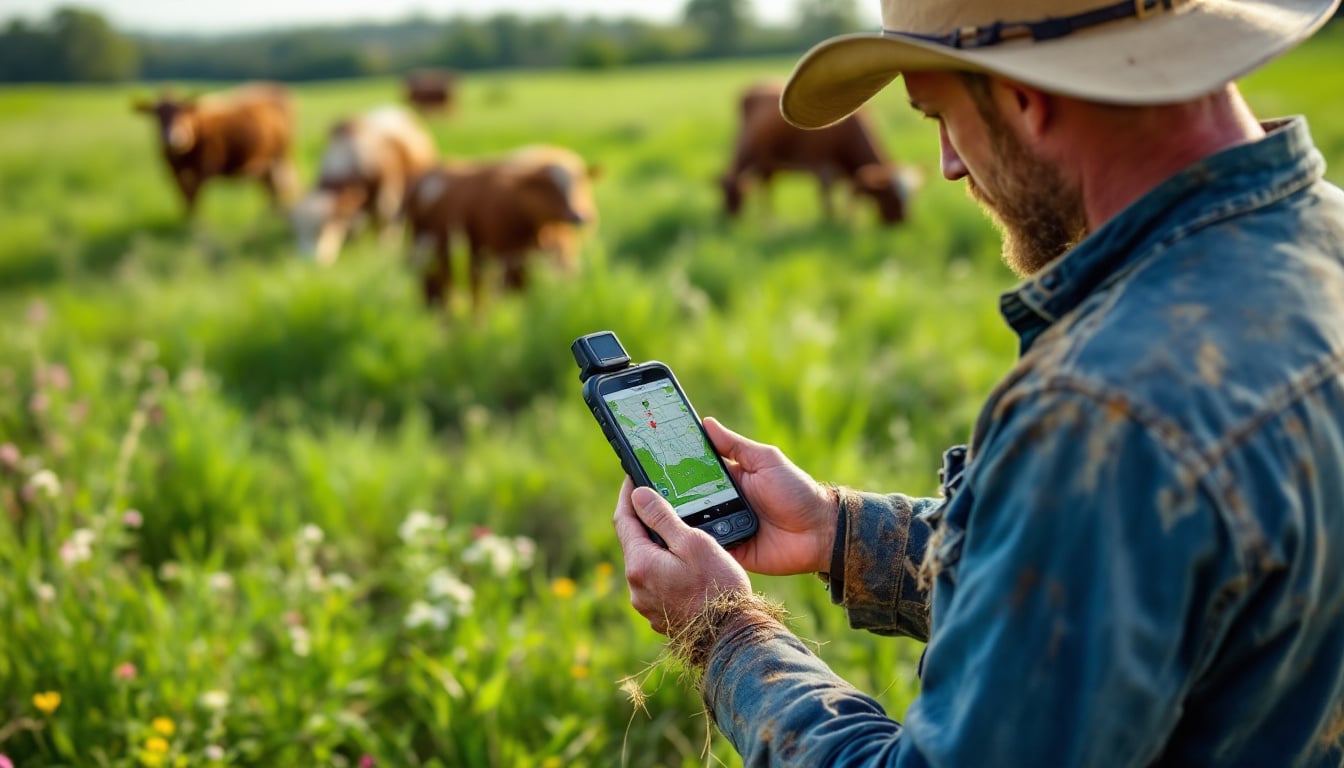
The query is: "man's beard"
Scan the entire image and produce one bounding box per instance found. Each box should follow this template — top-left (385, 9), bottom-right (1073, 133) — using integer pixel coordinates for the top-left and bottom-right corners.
top-left (968, 113), bottom-right (1089, 277)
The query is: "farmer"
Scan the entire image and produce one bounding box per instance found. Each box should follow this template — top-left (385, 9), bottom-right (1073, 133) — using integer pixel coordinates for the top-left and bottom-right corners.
top-left (612, 0), bottom-right (1344, 764)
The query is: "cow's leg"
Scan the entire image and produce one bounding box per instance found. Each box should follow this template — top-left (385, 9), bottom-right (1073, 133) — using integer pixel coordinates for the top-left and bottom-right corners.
top-left (468, 244), bottom-right (489, 313)
top-left (501, 252), bottom-right (528, 292)
top-left (373, 175), bottom-right (404, 249)
top-left (421, 230), bottom-right (451, 308)
top-left (175, 169), bottom-right (202, 217)
top-left (263, 160), bottom-right (300, 211)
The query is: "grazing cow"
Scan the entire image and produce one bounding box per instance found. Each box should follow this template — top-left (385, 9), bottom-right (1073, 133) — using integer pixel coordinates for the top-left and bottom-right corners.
top-left (720, 81), bottom-right (921, 226)
top-left (403, 69), bottom-right (459, 114)
top-left (132, 83), bottom-right (297, 216)
top-left (405, 146), bottom-right (600, 309)
top-left (291, 106), bottom-right (438, 265)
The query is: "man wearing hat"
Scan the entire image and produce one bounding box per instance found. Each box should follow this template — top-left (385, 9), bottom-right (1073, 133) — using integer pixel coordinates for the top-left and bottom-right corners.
top-left (613, 0), bottom-right (1344, 764)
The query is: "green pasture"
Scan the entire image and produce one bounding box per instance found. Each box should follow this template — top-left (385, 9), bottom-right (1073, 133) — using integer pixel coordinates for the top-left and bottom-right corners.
top-left (1, 25), bottom-right (1342, 767)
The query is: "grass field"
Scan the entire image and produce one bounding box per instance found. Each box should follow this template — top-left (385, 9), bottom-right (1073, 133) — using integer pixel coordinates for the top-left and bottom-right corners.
top-left (1, 26), bottom-right (1342, 767)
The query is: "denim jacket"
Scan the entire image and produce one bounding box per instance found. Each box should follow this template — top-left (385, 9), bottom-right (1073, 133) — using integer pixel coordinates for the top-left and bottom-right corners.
top-left (703, 118), bottom-right (1344, 767)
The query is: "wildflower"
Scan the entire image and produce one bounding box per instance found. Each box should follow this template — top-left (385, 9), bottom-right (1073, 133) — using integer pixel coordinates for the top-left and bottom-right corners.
top-left (140, 753), bottom-right (163, 768)
top-left (298, 524), bottom-right (324, 546)
top-left (289, 625), bottom-right (311, 657)
top-left (45, 364), bottom-right (70, 391)
top-left (596, 562), bottom-right (614, 579)
top-left (398, 510), bottom-right (445, 544)
top-left (115, 662), bottom-right (138, 681)
top-left (426, 569), bottom-right (475, 612)
top-left (204, 745), bottom-right (226, 761)
top-left (359, 756), bottom-right (376, 768)
top-left (158, 561), bottom-right (181, 582)
top-left (28, 392), bottom-right (49, 414)
top-left (123, 509), bottom-right (144, 528)
top-left (33, 690), bottom-right (61, 715)
top-left (26, 469), bottom-right (61, 499)
top-left (199, 690), bottom-right (230, 711)
top-left (34, 581), bottom-right (56, 603)
top-left (0, 752), bottom-right (13, 768)
top-left (0, 442), bottom-right (19, 470)
top-left (570, 664), bottom-right (590, 680)
top-left (551, 578), bottom-right (577, 599)
top-left (404, 600), bottom-right (450, 630)
top-left (26, 299), bottom-right (48, 326)
top-left (326, 572), bottom-right (353, 591)
top-left (541, 757), bottom-right (563, 768)
top-left (471, 525), bottom-right (492, 539)
top-left (152, 716), bottom-right (175, 737)
top-left (178, 368), bottom-right (207, 394)
top-left (58, 528), bottom-right (95, 565)
top-left (146, 736), bottom-right (169, 754)
top-left (207, 572), bottom-right (234, 593)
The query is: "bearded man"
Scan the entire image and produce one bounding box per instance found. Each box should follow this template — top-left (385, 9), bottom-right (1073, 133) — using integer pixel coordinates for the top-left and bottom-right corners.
top-left (612, 0), bottom-right (1344, 765)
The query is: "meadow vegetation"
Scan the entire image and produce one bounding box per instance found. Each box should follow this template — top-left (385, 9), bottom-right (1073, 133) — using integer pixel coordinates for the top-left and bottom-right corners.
top-left (0, 28), bottom-right (1341, 766)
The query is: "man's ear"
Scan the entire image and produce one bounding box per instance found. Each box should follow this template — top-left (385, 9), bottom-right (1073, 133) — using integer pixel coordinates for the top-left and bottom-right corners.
top-left (991, 77), bottom-right (1053, 141)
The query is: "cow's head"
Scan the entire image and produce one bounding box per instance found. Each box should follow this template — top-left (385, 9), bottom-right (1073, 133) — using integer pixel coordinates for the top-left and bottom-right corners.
top-left (856, 163), bottom-right (924, 226)
top-left (517, 161), bottom-right (600, 228)
top-left (132, 94), bottom-right (200, 155)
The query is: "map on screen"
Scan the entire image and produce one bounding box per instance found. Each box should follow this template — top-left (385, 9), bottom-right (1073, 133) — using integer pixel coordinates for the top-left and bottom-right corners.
top-left (606, 378), bottom-right (737, 514)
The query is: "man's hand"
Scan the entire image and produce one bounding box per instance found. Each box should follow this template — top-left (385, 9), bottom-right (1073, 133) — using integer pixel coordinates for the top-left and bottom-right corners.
top-left (613, 477), bottom-right (751, 636)
top-left (704, 418), bottom-right (839, 576)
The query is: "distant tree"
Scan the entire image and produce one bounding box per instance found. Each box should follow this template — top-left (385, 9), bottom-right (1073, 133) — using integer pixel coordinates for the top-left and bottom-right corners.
top-left (570, 35), bottom-right (624, 70)
top-left (486, 14), bottom-right (527, 67)
top-left (794, 0), bottom-right (862, 44)
top-left (438, 18), bottom-right (499, 69)
top-left (682, 0), bottom-right (752, 57)
top-left (0, 19), bottom-right (65, 81)
top-left (51, 7), bottom-right (139, 81)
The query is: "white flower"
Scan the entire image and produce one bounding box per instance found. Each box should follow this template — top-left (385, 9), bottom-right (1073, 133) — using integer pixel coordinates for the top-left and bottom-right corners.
top-left (204, 744), bottom-right (226, 761)
top-left (426, 569), bottom-right (475, 612)
top-left (463, 534), bottom-right (536, 576)
top-left (512, 536), bottom-right (537, 570)
top-left (305, 566), bottom-right (326, 592)
top-left (207, 572), bottom-right (234, 593)
top-left (289, 625), bottom-right (311, 657)
top-left (199, 690), bottom-right (230, 711)
top-left (398, 510), bottom-right (445, 544)
top-left (326, 572), bottom-right (354, 591)
top-left (299, 524), bottom-right (324, 546)
top-left (404, 600), bottom-right (450, 630)
top-left (34, 581), bottom-right (56, 603)
top-left (158, 561), bottom-right (181, 582)
top-left (59, 527), bottom-right (96, 565)
top-left (27, 469), bottom-right (61, 499)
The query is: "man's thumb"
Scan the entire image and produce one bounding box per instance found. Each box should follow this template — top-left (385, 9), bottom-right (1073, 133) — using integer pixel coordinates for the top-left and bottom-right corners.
top-left (631, 486), bottom-right (688, 544)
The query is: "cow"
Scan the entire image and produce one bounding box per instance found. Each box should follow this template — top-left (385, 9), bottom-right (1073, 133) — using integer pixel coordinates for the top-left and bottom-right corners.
top-left (405, 146), bottom-right (600, 309)
top-left (720, 81), bottom-right (921, 226)
top-left (403, 69), bottom-right (459, 114)
top-left (132, 83), bottom-right (297, 216)
top-left (291, 106), bottom-right (438, 265)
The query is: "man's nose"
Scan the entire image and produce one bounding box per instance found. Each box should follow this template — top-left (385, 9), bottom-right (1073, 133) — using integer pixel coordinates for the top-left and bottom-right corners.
top-left (940, 123), bottom-right (968, 181)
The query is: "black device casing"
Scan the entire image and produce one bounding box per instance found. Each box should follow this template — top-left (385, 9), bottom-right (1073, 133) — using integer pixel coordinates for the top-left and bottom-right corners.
top-left (583, 361), bottom-right (758, 548)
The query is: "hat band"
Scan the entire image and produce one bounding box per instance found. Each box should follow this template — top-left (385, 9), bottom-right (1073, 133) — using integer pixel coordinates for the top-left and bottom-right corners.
top-left (884, 0), bottom-right (1194, 49)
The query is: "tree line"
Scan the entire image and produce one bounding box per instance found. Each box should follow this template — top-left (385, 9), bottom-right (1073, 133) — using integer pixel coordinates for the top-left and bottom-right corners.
top-left (0, 1), bottom-right (863, 83)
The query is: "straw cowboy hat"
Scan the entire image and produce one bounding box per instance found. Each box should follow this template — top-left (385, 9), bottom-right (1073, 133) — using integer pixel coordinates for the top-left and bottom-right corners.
top-left (781, 0), bottom-right (1341, 128)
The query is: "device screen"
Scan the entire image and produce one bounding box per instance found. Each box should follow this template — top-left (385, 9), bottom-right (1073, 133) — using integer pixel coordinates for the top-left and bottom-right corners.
top-left (601, 376), bottom-right (742, 518)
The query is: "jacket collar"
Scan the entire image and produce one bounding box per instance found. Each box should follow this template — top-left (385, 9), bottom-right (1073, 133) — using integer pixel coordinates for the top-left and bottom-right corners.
top-left (999, 117), bottom-right (1326, 354)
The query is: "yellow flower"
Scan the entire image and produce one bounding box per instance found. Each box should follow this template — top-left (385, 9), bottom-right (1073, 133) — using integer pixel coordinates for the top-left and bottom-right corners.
top-left (570, 664), bottom-right (590, 680)
top-left (551, 577), bottom-right (577, 599)
top-left (139, 753), bottom-right (164, 768)
top-left (595, 562), bottom-right (614, 579)
top-left (151, 716), bottom-right (176, 737)
top-left (145, 736), bottom-right (170, 754)
top-left (32, 691), bottom-right (61, 715)
top-left (541, 758), bottom-right (563, 768)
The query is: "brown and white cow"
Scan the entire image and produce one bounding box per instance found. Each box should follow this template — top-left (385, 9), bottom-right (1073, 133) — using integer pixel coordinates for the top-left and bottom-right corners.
top-left (720, 81), bottom-right (921, 226)
top-left (291, 106), bottom-right (438, 265)
top-left (132, 83), bottom-right (297, 216)
top-left (405, 146), bottom-right (600, 309)
top-left (403, 69), bottom-right (459, 114)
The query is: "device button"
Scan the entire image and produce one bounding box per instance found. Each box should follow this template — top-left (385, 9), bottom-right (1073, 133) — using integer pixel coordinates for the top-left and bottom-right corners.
top-left (711, 520), bottom-right (733, 537)
top-left (732, 513), bottom-right (754, 531)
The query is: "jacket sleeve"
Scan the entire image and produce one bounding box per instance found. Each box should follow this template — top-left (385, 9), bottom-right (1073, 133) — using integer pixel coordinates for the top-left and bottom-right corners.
top-left (825, 489), bottom-right (938, 641)
top-left (702, 388), bottom-right (1223, 767)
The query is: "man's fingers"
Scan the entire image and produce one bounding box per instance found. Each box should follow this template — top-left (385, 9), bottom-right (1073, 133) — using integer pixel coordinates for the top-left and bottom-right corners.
top-left (613, 477), bottom-right (658, 551)
top-left (631, 486), bottom-right (693, 548)
top-left (704, 417), bottom-right (776, 470)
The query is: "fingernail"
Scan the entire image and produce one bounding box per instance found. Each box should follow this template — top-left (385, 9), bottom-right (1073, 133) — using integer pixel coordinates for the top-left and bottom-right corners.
top-left (631, 486), bottom-right (659, 510)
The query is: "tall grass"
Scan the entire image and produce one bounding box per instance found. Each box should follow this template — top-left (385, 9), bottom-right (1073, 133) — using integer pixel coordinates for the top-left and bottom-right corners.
top-left (1, 32), bottom-right (1341, 765)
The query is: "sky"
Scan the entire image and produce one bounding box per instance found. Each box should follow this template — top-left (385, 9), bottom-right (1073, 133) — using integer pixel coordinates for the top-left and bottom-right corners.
top-left (2, 0), bottom-right (882, 35)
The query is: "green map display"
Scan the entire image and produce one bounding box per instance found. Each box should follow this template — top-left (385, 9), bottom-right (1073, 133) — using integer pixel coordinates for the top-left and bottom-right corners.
top-left (606, 380), bottom-right (733, 510)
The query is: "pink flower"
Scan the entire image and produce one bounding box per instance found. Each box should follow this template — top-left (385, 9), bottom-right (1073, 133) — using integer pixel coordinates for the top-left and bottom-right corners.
top-left (0, 443), bottom-right (19, 470)
top-left (359, 756), bottom-right (376, 768)
top-left (45, 364), bottom-right (70, 391)
top-left (115, 662), bottom-right (137, 681)
top-left (0, 752), bottom-right (13, 768)
top-left (122, 509), bottom-right (143, 529)
top-left (28, 392), bottom-right (48, 414)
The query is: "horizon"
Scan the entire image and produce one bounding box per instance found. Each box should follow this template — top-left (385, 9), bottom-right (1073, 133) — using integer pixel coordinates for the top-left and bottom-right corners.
top-left (2, 0), bottom-right (882, 36)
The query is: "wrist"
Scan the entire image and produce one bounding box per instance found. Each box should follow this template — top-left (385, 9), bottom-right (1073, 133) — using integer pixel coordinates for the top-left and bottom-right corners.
top-left (816, 482), bottom-right (844, 575)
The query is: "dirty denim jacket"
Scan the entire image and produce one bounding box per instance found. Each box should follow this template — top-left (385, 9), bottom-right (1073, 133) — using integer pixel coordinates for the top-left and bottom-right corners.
top-left (703, 118), bottom-right (1344, 767)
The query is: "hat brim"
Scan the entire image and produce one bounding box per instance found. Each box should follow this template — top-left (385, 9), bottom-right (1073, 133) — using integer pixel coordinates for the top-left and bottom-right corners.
top-left (781, 0), bottom-right (1340, 128)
